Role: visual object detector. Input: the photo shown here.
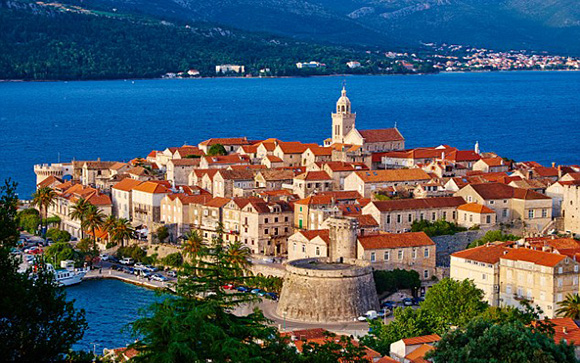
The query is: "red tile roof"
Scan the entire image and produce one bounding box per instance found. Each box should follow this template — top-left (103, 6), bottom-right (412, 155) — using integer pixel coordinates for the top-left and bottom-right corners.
top-left (358, 232), bottom-right (435, 250)
top-left (132, 181), bottom-right (169, 194)
top-left (371, 197), bottom-right (465, 212)
top-left (501, 248), bottom-right (567, 267)
top-left (466, 182), bottom-right (550, 200)
top-left (548, 318), bottom-right (580, 346)
top-left (451, 244), bottom-right (510, 264)
top-left (297, 230), bottom-right (330, 244)
top-left (457, 202), bottom-right (495, 214)
top-left (199, 137), bottom-right (249, 146)
top-left (358, 128), bottom-right (404, 143)
top-left (354, 169), bottom-right (431, 183)
top-left (294, 171), bottom-right (332, 181)
top-left (444, 150), bottom-right (481, 162)
top-left (112, 178), bottom-right (143, 192)
top-left (401, 334), bottom-right (441, 345)
top-left (204, 197), bottom-right (231, 208)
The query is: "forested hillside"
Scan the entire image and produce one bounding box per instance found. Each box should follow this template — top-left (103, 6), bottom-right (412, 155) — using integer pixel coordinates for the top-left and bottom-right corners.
top-left (0, 1), bottom-right (423, 80)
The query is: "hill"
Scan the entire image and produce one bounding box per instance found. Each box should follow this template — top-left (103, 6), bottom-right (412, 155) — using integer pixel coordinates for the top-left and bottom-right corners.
top-left (0, 0), bottom-right (427, 80)
top-left (72, 0), bottom-right (580, 55)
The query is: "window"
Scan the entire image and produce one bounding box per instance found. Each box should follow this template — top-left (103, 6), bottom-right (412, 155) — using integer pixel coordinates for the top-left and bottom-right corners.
top-left (432, 212), bottom-right (436, 221)
top-left (412, 249), bottom-right (417, 259)
top-left (397, 214), bottom-right (401, 223)
top-left (542, 209), bottom-right (547, 218)
top-left (274, 217), bottom-right (278, 223)
top-left (575, 265), bottom-right (579, 273)
top-left (285, 216), bottom-right (289, 222)
top-left (559, 267), bottom-right (563, 274)
top-left (443, 211), bottom-right (447, 220)
top-left (528, 209), bottom-right (534, 219)
top-left (452, 211), bottom-right (456, 219)
top-left (469, 214), bottom-right (473, 222)
top-left (293, 242), bottom-right (296, 251)
top-left (398, 250), bottom-right (403, 260)
top-left (540, 291), bottom-right (545, 301)
top-left (502, 209), bottom-right (508, 217)
top-left (527, 289), bottom-right (532, 299)
top-left (384, 251), bottom-right (390, 261)
top-left (265, 218), bottom-right (269, 223)
top-left (315, 246), bottom-right (320, 256)
top-left (420, 213), bottom-right (424, 220)
top-left (557, 293), bottom-right (563, 302)
top-left (490, 200), bottom-right (494, 205)
top-left (302, 244), bottom-right (306, 253)
top-left (264, 229), bottom-right (269, 235)
top-left (408, 214), bottom-right (412, 222)
top-left (574, 277), bottom-right (578, 285)
top-left (424, 270), bottom-right (429, 279)
top-left (506, 285), bottom-right (512, 294)
top-left (486, 215), bottom-right (491, 224)
top-left (387, 215), bottom-right (391, 224)
top-left (424, 248), bottom-right (429, 258)
top-left (558, 278), bottom-right (563, 287)
top-left (482, 273), bottom-right (487, 280)
top-left (370, 252), bottom-right (376, 262)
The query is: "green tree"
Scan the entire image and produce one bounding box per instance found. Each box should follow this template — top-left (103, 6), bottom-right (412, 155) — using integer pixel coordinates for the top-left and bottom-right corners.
top-left (0, 180), bottom-right (88, 361)
top-left (225, 240), bottom-right (252, 274)
top-left (299, 332), bottom-right (370, 363)
top-left (110, 218), bottom-right (134, 247)
top-left (162, 252), bottom-right (184, 268)
top-left (102, 215), bottom-right (117, 244)
top-left (155, 225), bottom-right (169, 243)
top-left (373, 269), bottom-right (421, 296)
top-left (81, 204), bottom-right (105, 254)
top-left (421, 278), bottom-right (488, 328)
top-left (468, 230), bottom-right (520, 248)
top-left (411, 219), bottom-right (467, 237)
top-left (46, 228), bottom-right (71, 243)
top-left (556, 293), bottom-right (580, 319)
top-left (69, 198), bottom-right (91, 240)
top-left (31, 186), bottom-right (57, 237)
top-left (207, 143), bottom-right (227, 156)
top-left (426, 318), bottom-right (577, 363)
top-left (45, 242), bottom-right (75, 266)
top-left (361, 307), bottom-right (446, 355)
top-left (16, 208), bottom-right (41, 234)
top-left (182, 230), bottom-right (204, 259)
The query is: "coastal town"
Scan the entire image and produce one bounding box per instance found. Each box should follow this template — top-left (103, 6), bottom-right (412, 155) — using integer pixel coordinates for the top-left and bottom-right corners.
top-left (24, 86), bottom-right (580, 361)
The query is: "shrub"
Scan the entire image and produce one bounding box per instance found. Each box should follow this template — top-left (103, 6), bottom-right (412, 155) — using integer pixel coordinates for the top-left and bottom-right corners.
top-left (468, 230), bottom-right (520, 248)
top-left (161, 252), bottom-right (183, 267)
top-left (17, 208), bottom-right (41, 233)
top-left (411, 219), bottom-right (467, 237)
top-left (46, 228), bottom-right (71, 243)
top-left (156, 226), bottom-right (169, 243)
top-left (117, 244), bottom-right (147, 262)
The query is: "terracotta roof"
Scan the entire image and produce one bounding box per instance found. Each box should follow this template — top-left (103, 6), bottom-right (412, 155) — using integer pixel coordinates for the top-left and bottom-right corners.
top-left (240, 145), bottom-right (259, 154)
top-left (298, 230), bottom-right (330, 244)
top-left (191, 169), bottom-right (219, 179)
top-left (322, 161), bottom-right (369, 172)
top-left (277, 142), bottom-right (319, 154)
top-left (533, 166), bottom-right (559, 177)
top-left (132, 181), bottom-right (169, 194)
top-left (480, 157), bottom-right (506, 167)
top-left (358, 128), bottom-right (404, 143)
top-left (381, 147), bottom-right (448, 160)
top-left (86, 192), bottom-right (112, 206)
top-left (466, 182), bottom-right (550, 200)
top-left (110, 162), bottom-right (128, 171)
top-left (405, 344), bottom-right (434, 363)
top-left (564, 172), bottom-right (580, 181)
top-left (509, 179), bottom-right (549, 190)
top-left (280, 328), bottom-right (327, 340)
top-left (170, 158), bottom-right (200, 166)
top-left (294, 171), bottom-right (332, 181)
top-left (358, 232), bottom-right (435, 250)
top-left (526, 237), bottom-right (580, 250)
top-left (370, 197), bottom-right (465, 212)
top-left (215, 169), bottom-right (255, 180)
top-left (147, 150), bottom-right (158, 158)
top-left (548, 318), bottom-right (580, 346)
top-left (318, 190), bottom-right (363, 199)
top-left (127, 166), bottom-right (150, 176)
top-left (204, 197), bottom-right (231, 208)
top-left (174, 145), bottom-right (203, 157)
top-left (451, 244), bottom-right (510, 264)
top-left (501, 248), bottom-right (567, 267)
top-left (229, 165), bottom-right (266, 171)
top-left (294, 191), bottom-right (361, 206)
top-left (401, 334), bottom-right (441, 346)
top-left (444, 150), bottom-right (481, 162)
top-left (199, 137), bottom-right (249, 146)
top-left (202, 154), bottom-right (250, 165)
top-left (83, 161), bottom-right (117, 169)
top-left (257, 169), bottom-right (294, 181)
top-left (457, 202), bottom-right (495, 214)
top-left (376, 357), bottom-right (399, 363)
top-left (37, 175), bottom-right (63, 188)
top-left (355, 214), bottom-right (379, 227)
top-left (354, 169), bottom-right (431, 183)
top-left (112, 178), bottom-right (143, 192)
top-left (339, 204), bottom-right (363, 215)
top-left (265, 155), bottom-right (284, 163)
top-left (306, 146), bottom-right (333, 156)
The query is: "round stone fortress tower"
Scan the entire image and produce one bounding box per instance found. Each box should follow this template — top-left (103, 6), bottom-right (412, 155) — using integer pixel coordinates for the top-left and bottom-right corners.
top-left (277, 216), bottom-right (379, 323)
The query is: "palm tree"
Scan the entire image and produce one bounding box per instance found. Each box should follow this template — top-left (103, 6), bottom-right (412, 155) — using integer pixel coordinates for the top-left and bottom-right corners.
top-left (31, 186), bottom-right (57, 237)
top-left (103, 215), bottom-right (117, 244)
top-left (111, 218), bottom-right (134, 247)
top-left (225, 240), bottom-right (252, 274)
top-left (182, 230), bottom-right (205, 259)
top-left (556, 293), bottom-right (580, 319)
top-left (69, 198), bottom-right (91, 239)
top-left (82, 204), bottom-right (105, 254)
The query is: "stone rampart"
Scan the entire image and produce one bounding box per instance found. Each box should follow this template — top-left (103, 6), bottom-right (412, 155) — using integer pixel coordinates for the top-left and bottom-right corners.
top-left (277, 257), bottom-right (379, 322)
top-left (432, 229), bottom-right (489, 267)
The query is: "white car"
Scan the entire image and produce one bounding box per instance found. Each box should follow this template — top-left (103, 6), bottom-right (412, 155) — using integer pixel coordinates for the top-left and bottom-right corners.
top-left (120, 257), bottom-right (135, 265)
top-left (100, 254), bottom-right (110, 261)
top-left (134, 262), bottom-right (146, 269)
top-left (151, 274), bottom-right (168, 282)
top-left (358, 310), bottom-right (378, 321)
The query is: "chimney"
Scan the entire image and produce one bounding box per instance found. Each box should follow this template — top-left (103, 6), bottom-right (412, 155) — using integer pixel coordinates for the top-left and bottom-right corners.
top-left (527, 170), bottom-right (533, 179)
top-left (563, 326), bottom-right (568, 334)
top-left (558, 165), bottom-right (563, 178)
top-left (552, 162), bottom-right (556, 168)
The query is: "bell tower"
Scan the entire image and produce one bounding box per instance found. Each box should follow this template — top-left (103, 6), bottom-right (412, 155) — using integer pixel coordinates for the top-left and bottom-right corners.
top-left (331, 86), bottom-right (356, 144)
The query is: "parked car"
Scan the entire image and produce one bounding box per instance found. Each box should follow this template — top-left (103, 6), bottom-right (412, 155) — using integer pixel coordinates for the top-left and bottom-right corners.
top-left (403, 298), bottom-right (413, 306)
top-left (358, 310), bottom-right (378, 322)
top-left (134, 262), bottom-right (146, 269)
top-left (412, 297), bottom-right (424, 306)
top-left (236, 286), bottom-right (250, 293)
top-left (151, 274), bottom-right (168, 282)
top-left (167, 270), bottom-right (177, 278)
top-left (222, 283), bottom-right (234, 290)
top-left (145, 265), bottom-right (158, 272)
top-left (100, 253), bottom-right (110, 261)
top-left (381, 301), bottom-right (396, 309)
top-left (122, 267), bottom-right (135, 274)
top-left (111, 265), bottom-right (121, 271)
top-left (377, 308), bottom-right (391, 318)
top-left (251, 288), bottom-right (263, 295)
top-left (120, 257), bottom-right (135, 265)
top-left (265, 292), bottom-right (278, 301)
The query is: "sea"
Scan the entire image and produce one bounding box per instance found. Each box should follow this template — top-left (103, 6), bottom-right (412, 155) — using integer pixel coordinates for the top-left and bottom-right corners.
top-left (66, 279), bottom-right (167, 352)
top-left (1, 71), bottom-right (579, 198)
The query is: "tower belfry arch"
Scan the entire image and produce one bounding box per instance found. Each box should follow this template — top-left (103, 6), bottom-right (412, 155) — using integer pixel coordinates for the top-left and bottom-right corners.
top-left (331, 86), bottom-right (356, 144)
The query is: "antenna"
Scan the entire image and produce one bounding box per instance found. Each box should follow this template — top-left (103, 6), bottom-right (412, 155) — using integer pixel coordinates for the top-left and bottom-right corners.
top-left (394, 121), bottom-right (398, 128)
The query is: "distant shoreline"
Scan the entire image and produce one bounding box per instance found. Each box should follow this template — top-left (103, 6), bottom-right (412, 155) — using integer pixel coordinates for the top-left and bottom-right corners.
top-left (1, 68), bottom-right (578, 84)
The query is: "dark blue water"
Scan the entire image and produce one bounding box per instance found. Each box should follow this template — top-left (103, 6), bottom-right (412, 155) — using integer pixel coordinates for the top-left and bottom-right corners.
top-left (66, 279), bottom-right (166, 352)
top-left (1, 72), bottom-right (579, 197)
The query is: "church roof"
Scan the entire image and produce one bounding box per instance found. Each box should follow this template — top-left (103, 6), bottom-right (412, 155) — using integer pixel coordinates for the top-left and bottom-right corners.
top-left (358, 128), bottom-right (404, 143)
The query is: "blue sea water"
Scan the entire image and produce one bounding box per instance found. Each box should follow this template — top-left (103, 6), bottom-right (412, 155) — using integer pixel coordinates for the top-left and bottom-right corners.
top-left (66, 279), bottom-right (167, 352)
top-left (1, 71), bottom-right (579, 197)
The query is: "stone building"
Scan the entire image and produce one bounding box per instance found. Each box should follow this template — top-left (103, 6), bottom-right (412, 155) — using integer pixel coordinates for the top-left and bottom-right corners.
top-left (560, 181), bottom-right (580, 234)
top-left (292, 171), bottom-right (333, 199)
top-left (456, 202), bottom-right (497, 228)
top-left (111, 178), bottom-right (142, 219)
top-left (450, 243), bottom-right (509, 306)
top-left (166, 159), bottom-right (200, 185)
top-left (131, 181), bottom-right (170, 226)
top-left (499, 248), bottom-right (580, 318)
top-left (344, 169), bottom-right (431, 198)
top-left (356, 232), bottom-right (437, 280)
top-left (362, 197), bottom-right (465, 233)
top-left (212, 169), bottom-right (256, 198)
top-left (287, 230), bottom-right (330, 261)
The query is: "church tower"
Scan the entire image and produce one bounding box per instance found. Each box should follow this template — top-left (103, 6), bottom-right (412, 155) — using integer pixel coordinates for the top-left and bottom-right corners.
top-left (331, 86), bottom-right (356, 144)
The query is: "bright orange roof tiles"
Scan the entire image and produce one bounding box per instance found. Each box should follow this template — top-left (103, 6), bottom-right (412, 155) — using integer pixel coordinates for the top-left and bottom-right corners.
top-left (358, 232), bottom-right (435, 250)
top-left (457, 202), bottom-right (495, 214)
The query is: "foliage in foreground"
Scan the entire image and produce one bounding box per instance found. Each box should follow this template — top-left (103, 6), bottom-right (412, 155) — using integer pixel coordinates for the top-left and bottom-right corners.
top-left (427, 318), bottom-right (577, 363)
top-left (0, 180), bottom-right (88, 361)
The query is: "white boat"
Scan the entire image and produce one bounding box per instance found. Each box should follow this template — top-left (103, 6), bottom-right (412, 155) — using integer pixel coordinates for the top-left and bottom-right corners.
top-left (46, 262), bottom-right (88, 287)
